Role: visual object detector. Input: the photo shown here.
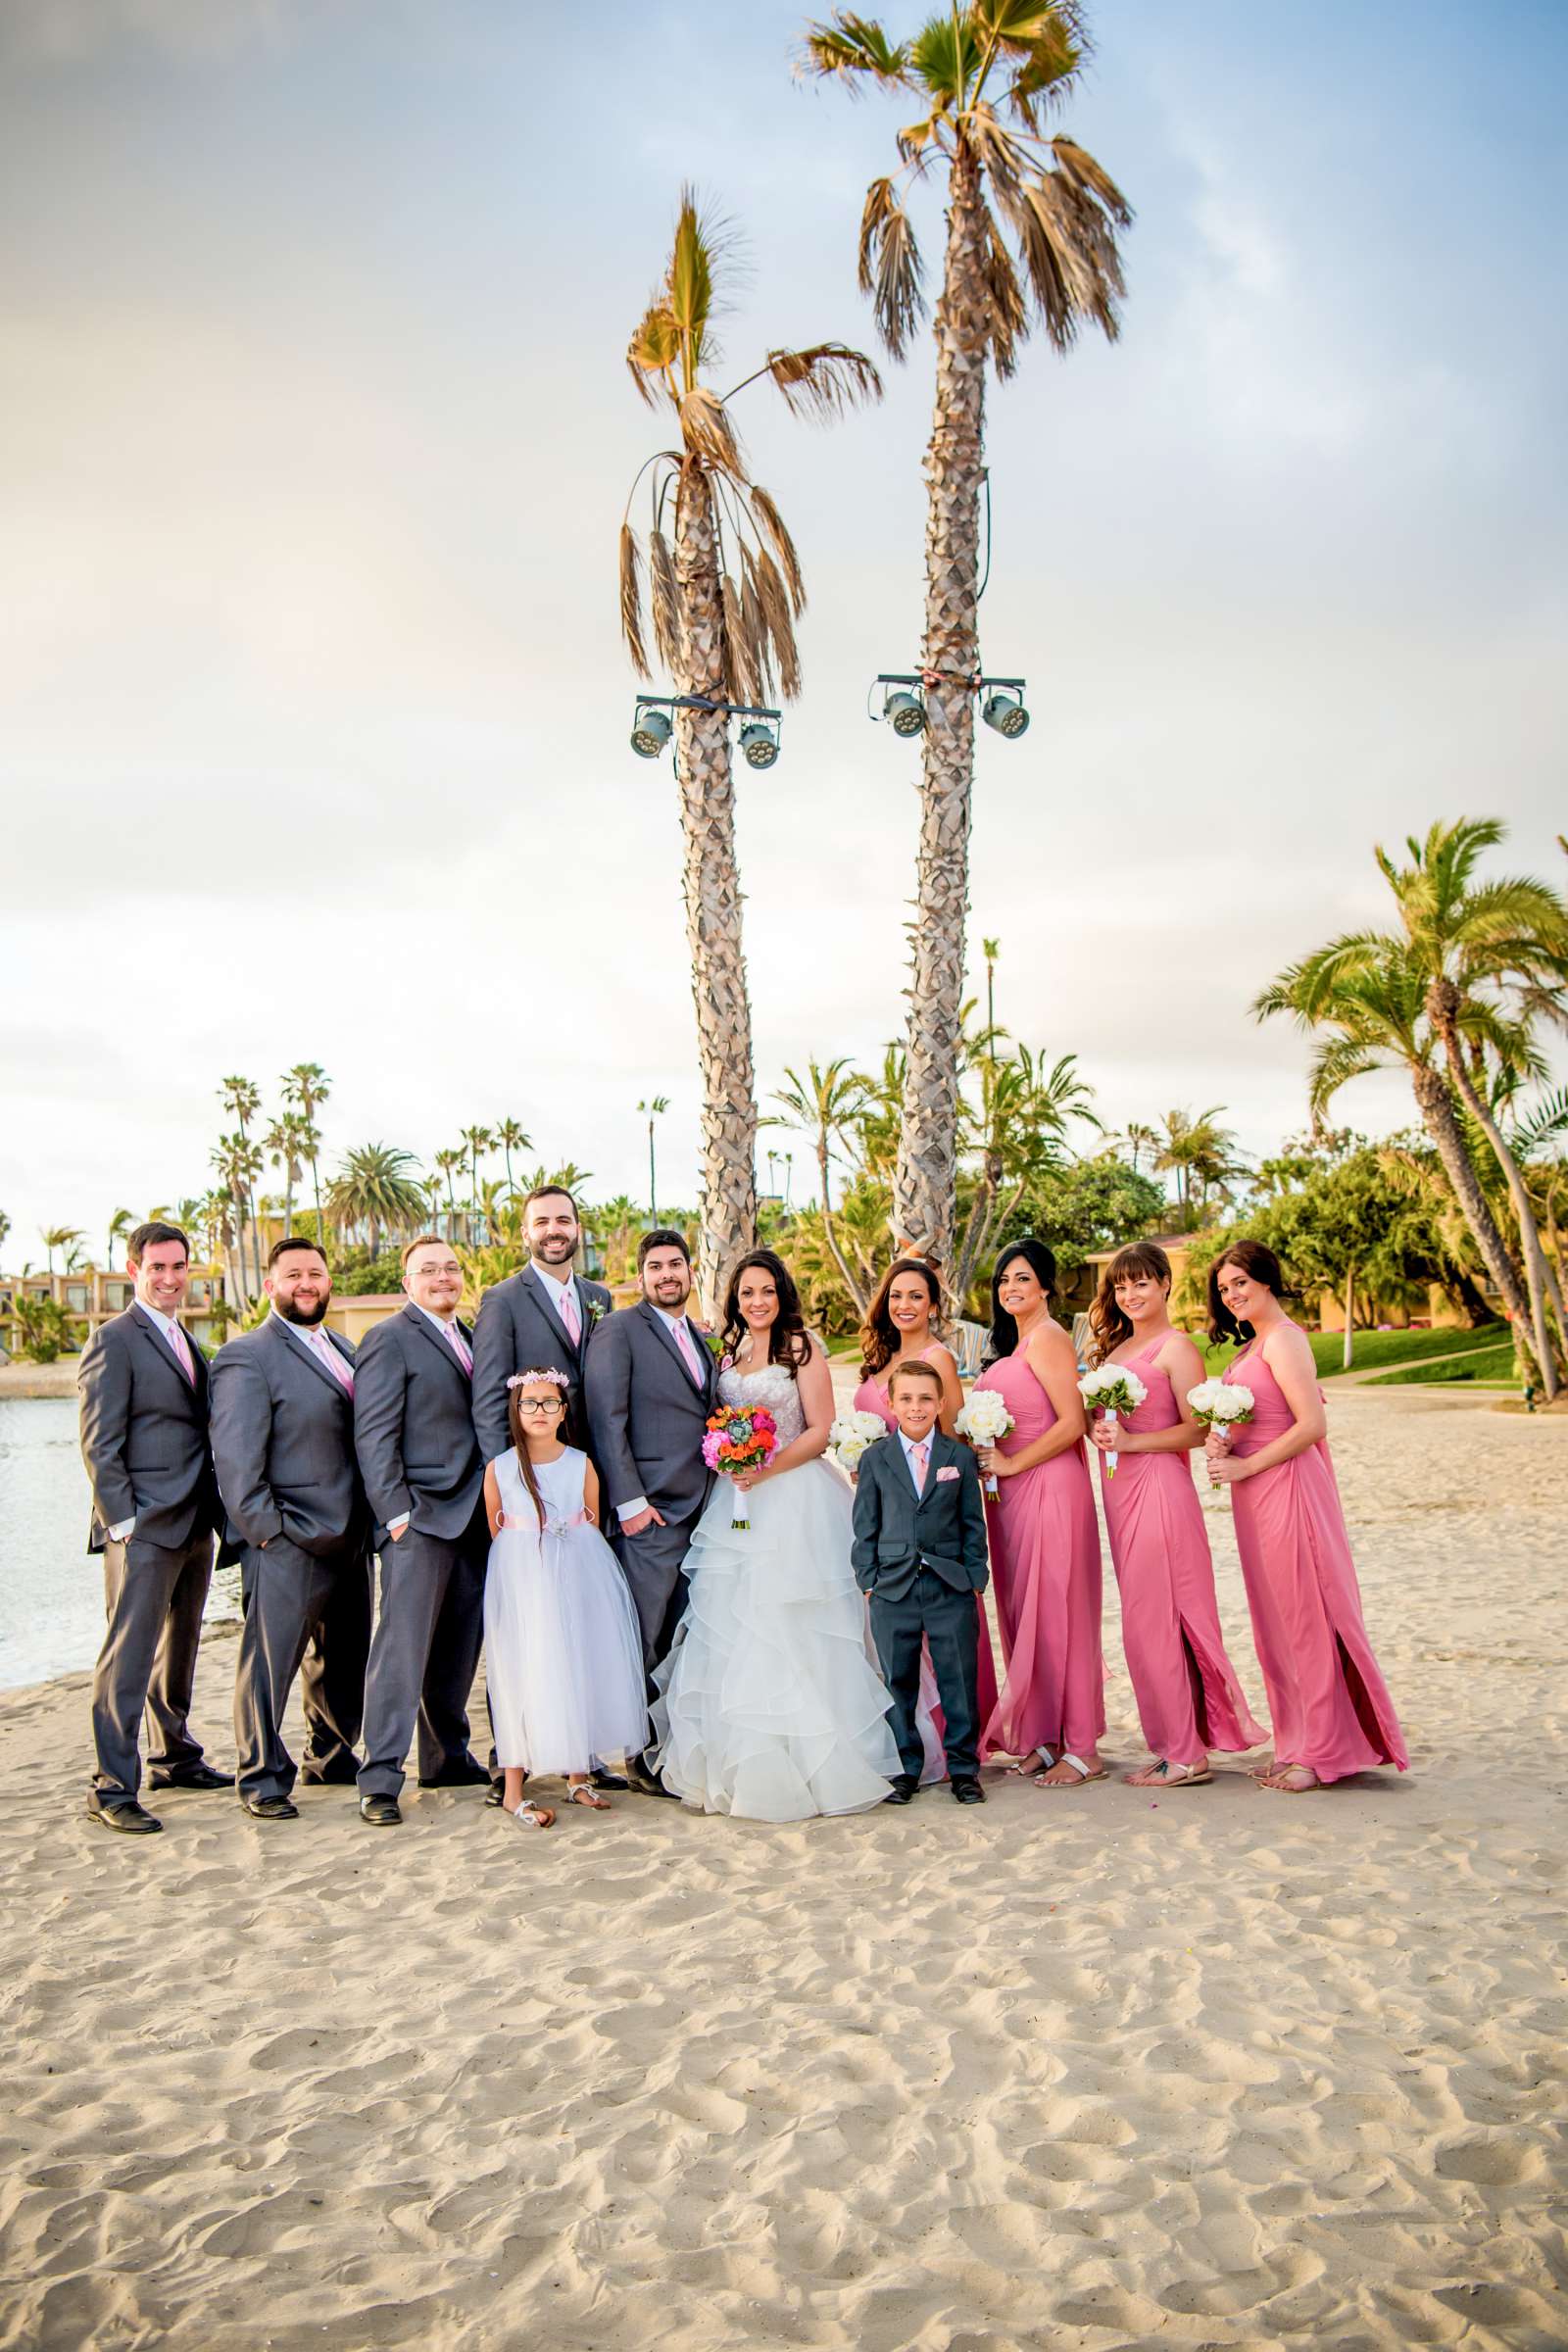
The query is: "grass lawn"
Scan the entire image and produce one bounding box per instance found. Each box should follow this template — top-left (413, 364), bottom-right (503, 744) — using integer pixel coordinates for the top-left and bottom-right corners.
top-left (1310, 1325), bottom-right (1505, 1378)
top-left (1366, 1342), bottom-right (1522, 1389)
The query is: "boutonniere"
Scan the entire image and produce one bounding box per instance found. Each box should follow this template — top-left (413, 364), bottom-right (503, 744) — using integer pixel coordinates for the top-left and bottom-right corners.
top-left (587, 1296), bottom-right (611, 1325)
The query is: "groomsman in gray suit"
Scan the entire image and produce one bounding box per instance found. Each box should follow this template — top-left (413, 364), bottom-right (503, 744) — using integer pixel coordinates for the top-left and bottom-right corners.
top-left (470, 1185), bottom-right (611, 1463)
top-left (210, 1237), bottom-right (371, 1820)
top-left (585, 1228), bottom-right (716, 1795)
top-left (77, 1220), bottom-right (232, 1835)
top-left (353, 1234), bottom-right (488, 1826)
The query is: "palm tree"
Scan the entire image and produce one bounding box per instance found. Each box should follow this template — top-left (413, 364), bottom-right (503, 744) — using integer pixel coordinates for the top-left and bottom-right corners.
top-left (41, 1225), bottom-right (85, 1276)
top-left (434, 1149), bottom-right (466, 1244)
top-left (324, 1145), bottom-right (427, 1262)
top-left (459, 1125), bottom-right (495, 1245)
top-left (219, 1075), bottom-right (264, 1293)
top-left (105, 1206), bottom-right (136, 1272)
top-left (265, 1112), bottom-right (312, 1235)
top-left (619, 187), bottom-right (882, 1310)
top-left (280, 1063), bottom-right (331, 1231)
top-left (210, 1134), bottom-right (264, 1306)
top-left (495, 1118), bottom-right (532, 1199)
top-left (1370, 818), bottom-right (1568, 1377)
top-left (953, 1043), bottom-right (1098, 1301)
top-left (0, 1208), bottom-right (11, 1263)
top-left (768, 1059), bottom-right (873, 1315)
top-left (1118, 1120), bottom-right (1158, 1177)
top-left (637, 1097), bottom-right (670, 1222)
top-left (1254, 939), bottom-right (1547, 1392)
top-left (804, 4), bottom-right (1131, 1262)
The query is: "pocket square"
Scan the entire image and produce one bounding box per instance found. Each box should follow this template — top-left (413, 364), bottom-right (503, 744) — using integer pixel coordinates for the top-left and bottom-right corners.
top-left (935, 1465), bottom-right (960, 1482)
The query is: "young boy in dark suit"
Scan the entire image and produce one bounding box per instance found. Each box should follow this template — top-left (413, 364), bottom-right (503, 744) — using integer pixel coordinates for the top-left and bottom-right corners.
top-left (851, 1359), bottom-right (991, 1805)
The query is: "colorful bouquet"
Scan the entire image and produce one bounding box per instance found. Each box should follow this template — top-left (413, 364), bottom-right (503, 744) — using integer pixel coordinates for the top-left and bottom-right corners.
top-left (1187, 1379), bottom-right (1255, 1490)
top-left (955, 1389), bottom-right (1014, 1496)
top-left (701, 1403), bottom-right (779, 1532)
top-left (829, 1409), bottom-right (887, 1478)
top-left (1077, 1363), bottom-right (1149, 1479)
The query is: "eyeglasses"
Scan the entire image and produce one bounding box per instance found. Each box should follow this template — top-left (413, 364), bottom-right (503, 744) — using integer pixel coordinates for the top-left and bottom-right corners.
top-left (515, 1398), bottom-right (564, 1416)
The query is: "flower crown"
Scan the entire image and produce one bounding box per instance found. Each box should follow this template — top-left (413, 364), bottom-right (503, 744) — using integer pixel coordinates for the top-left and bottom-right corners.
top-left (506, 1367), bottom-right (569, 1390)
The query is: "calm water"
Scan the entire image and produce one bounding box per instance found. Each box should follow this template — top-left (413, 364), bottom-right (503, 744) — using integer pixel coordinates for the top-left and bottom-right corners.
top-left (0, 1398), bottom-right (239, 1690)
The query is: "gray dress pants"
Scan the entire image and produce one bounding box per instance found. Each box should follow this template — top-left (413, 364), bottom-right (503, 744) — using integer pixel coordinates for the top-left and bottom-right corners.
top-left (358, 1524), bottom-right (486, 1797)
top-left (611, 1512), bottom-right (699, 1682)
top-left (90, 1532), bottom-right (214, 1796)
top-left (233, 1539), bottom-right (371, 1801)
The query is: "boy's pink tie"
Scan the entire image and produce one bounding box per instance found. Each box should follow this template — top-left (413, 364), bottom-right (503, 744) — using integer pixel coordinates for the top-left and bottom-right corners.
top-left (910, 1441), bottom-right (929, 1495)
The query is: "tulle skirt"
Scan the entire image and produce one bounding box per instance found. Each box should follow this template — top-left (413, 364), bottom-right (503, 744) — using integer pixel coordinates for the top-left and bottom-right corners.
top-left (485, 1519), bottom-right (649, 1777)
top-left (650, 1459), bottom-right (900, 1821)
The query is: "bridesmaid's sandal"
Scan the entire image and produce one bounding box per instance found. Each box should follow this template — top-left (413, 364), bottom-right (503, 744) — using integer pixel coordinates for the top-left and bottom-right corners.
top-left (564, 1784), bottom-right (612, 1810)
top-left (1034, 1752), bottom-right (1108, 1788)
top-left (1259, 1764), bottom-right (1322, 1794)
top-left (1125, 1758), bottom-right (1211, 1788)
top-left (1004, 1746), bottom-right (1055, 1778)
top-left (511, 1798), bottom-right (556, 1830)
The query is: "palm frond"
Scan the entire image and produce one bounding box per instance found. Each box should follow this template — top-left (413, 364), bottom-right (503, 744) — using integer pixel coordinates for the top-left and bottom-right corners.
top-left (982, 209), bottom-right (1026, 377)
top-left (718, 572), bottom-right (748, 704)
top-left (762, 341), bottom-right (884, 420)
top-left (908, 14), bottom-right (983, 108)
top-left (648, 527), bottom-right (679, 669)
top-left (618, 522), bottom-right (650, 677)
top-left (677, 385), bottom-right (746, 477)
top-left (798, 14), bottom-right (910, 85)
top-left (1007, 18), bottom-right (1088, 126)
top-left (667, 188), bottom-right (714, 366)
top-left (738, 545), bottom-right (775, 698)
top-left (625, 298), bottom-right (680, 405)
top-left (750, 487), bottom-right (805, 613)
top-left (858, 178), bottom-right (927, 358)
top-left (1049, 133), bottom-right (1133, 225)
top-left (1507, 1085), bottom-right (1568, 1160)
top-left (754, 548), bottom-right (803, 699)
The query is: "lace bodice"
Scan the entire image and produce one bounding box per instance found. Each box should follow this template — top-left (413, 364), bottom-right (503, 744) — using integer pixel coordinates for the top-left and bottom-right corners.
top-left (718, 1361), bottom-right (806, 1449)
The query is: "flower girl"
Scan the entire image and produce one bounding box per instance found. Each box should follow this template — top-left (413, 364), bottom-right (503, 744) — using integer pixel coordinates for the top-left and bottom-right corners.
top-left (483, 1369), bottom-right (649, 1830)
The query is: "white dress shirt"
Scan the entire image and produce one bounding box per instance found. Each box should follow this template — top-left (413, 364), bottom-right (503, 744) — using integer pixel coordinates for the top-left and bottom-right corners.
top-left (616, 1306), bottom-right (702, 1526)
top-left (109, 1301), bottom-right (190, 1540)
top-left (530, 1259), bottom-right (582, 1336)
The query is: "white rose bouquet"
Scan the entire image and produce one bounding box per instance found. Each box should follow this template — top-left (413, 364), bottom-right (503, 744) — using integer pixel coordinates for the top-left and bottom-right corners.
top-left (1187, 1379), bottom-right (1255, 1489)
top-left (1077, 1364), bottom-right (1149, 1480)
top-left (829, 1409), bottom-right (888, 1478)
top-left (955, 1389), bottom-right (1015, 1495)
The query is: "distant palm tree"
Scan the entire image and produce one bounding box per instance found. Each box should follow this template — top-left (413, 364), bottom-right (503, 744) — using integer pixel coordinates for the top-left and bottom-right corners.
top-left (460, 1126), bottom-right (495, 1244)
top-left (495, 1118), bottom-right (532, 1198)
top-left (265, 1112), bottom-right (312, 1235)
top-left (325, 1145), bottom-right (427, 1262)
top-left (106, 1205), bottom-right (136, 1272)
top-left (210, 1134), bottom-right (264, 1305)
top-left (804, 3), bottom-right (1131, 1261)
top-left (637, 1097), bottom-right (670, 1222)
top-left (434, 1149), bottom-right (466, 1244)
top-left (41, 1225), bottom-right (85, 1275)
top-left (769, 1059), bottom-right (873, 1315)
top-left (619, 187), bottom-right (882, 1309)
top-left (0, 1208), bottom-right (12, 1263)
top-left (1153, 1107), bottom-right (1246, 1227)
top-left (219, 1075), bottom-right (264, 1293)
top-left (280, 1062), bottom-right (331, 1231)
top-left (1119, 1121), bottom-right (1158, 1177)
top-left (954, 1045), bottom-right (1098, 1302)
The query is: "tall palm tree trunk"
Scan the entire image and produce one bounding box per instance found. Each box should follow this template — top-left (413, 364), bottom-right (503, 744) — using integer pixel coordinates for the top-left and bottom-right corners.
top-left (894, 143), bottom-right (988, 1264)
top-left (673, 461), bottom-right (758, 1313)
top-left (1409, 1061), bottom-right (1542, 1373)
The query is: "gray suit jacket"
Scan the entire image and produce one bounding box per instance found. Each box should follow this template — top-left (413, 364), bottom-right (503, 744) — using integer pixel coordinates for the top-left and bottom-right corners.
top-left (77, 1304), bottom-right (223, 1553)
top-left (353, 1303), bottom-right (483, 1547)
top-left (850, 1430), bottom-right (990, 1602)
top-left (584, 1299), bottom-right (717, 1524)
top-left (210, 1314), bottom-right (368, 1559)
top-left (470, 1263), bottom-right (612, 1462)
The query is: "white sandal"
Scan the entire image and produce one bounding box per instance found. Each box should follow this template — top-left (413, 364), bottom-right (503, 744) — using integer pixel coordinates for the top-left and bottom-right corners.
top-left (511, 1798), bottom-right (554, 1830)
top-left (1033, 1751), bottom-right (1108, 1787)
top-left (564, 1784), bottom-right (612, 1810)
top-left (1133, 1758), bottom-right (1211, 1788)
top-left (1005, 1746), bottom-right (1054, 1778)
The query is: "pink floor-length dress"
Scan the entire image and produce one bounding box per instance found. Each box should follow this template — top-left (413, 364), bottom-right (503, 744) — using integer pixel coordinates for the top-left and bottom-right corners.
top-left (852, 1358), bottom-right (1001, 1775)
top-left (972, 1348), bottom-right (1104, 1762)
top-left (1224, 1335), bottom-right (1407, 1782)
top-left (1096, 1340), bottom-right (1266, 1766)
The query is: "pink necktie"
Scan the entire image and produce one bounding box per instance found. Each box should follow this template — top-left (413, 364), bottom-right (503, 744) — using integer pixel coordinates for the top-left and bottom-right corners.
top-left (673, 1319), bottom-right (704, 1386)
top-left (560, 1284), bottom-right (581, 1346)
top-left (168, 1320), bottom-right (196, 1387)
top-left (310, 1328), bottom-right (354, 1396)
top-left (910, 1441), bottom-right (929, 1495)
top-left (446, 1322), bottom-right (472, 1375)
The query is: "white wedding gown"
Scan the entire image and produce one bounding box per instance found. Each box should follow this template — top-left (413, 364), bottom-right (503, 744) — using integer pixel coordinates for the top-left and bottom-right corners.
top-left (649, 1364), bottom-right (901, 1821)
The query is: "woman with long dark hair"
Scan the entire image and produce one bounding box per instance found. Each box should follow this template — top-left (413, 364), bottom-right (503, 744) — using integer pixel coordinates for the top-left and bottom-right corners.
top-left (969, 1239), bottom-right (1106, 1788)
top-left (649, 1249), bottom-right (900, 1819)
top-left (851, 1257), bottom-right (1001, 1779)
top-left (1087, 1243), bottom-right (1265, 1787)
top-left (1207, 1241), bottom-right (1406, 1792)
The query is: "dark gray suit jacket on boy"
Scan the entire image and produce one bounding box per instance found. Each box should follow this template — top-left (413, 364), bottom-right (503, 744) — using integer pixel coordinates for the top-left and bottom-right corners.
top-left (584, 1299), bottom-right (716, 1668)
top-left (470, 1263), bottom-right (612, 1464)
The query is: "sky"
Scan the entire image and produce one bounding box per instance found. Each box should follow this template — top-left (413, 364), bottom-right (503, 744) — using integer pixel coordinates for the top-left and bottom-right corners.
top-left (2, 0), bottom-right (1565, 1262)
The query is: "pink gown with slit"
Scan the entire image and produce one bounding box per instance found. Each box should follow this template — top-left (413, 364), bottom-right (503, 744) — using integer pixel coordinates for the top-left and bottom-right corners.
top-left (1224, 1334), bottom-right (1407, 1783)
top-left (1096, 1339), bottom-right (1266, 1767)
top-left (852, 1357), bottom-right (1001, 1781)
top-left (971, 1348), bottom-right (1104, 1762)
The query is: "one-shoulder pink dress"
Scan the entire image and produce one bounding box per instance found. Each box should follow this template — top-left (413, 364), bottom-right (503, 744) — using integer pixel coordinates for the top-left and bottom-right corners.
top-left (852, 1358), bottom-right (1001, 1775)
top-left (971, 1348), bottom-right (1104, 1762)
top-left (1223, 1335), bottom-right (1407, 1783)
top-left (1096, 1339), bottom-right (1265, 1767)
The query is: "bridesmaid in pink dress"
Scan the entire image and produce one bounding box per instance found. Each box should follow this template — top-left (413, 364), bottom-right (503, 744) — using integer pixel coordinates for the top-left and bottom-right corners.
top-left (970, 1239), bottom-right (1106, 1788)
top-left (1206, 1241), bottom-right (1407, 1793)
top-left (852, 1258), bottom-right (1001, 1771)
top-left (1086, 1243), bottom-right (1265, 1788)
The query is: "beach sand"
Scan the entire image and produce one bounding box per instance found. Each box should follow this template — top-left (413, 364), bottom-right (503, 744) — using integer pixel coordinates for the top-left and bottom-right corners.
top-left (2, 1387), bottom-right (1563, 2352)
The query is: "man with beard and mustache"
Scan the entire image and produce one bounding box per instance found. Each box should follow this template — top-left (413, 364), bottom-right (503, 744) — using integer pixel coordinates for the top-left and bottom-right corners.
top-left (210, 1238), bottom-right (371, 1820)
top-left (470, 1185), bottom-right (612, 1462)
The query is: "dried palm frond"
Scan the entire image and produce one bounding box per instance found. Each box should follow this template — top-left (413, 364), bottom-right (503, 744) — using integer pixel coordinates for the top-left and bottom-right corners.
top-left (738, 545), bottom-right (775, 699)
top-left (858, 178), bottom-right (926, 359)
top-left (754, 548), bottom-right (802, 699)
top-left (626, 298), bottom-right (680, 405)
top-left (983, 213), bottom-right (1026, 379)
top-left (764, 341), bottom-right (884, 420)
top-left (1050, 134), bottom-right (1133, 226)
top-left (678, 385), bottom-right (746, 476)
top-left (718, 572), bottom-right (748, 704)
top-left (618, 522), bottom-right (649, 676)
top-left (648, 527), bottom-right (679, 669)
top-left (896, 114), bottom-right (941, 168)
top-left (966, 103), bottom-right (1028, 208)
top-left (750, 487), bottom-right (806, 615)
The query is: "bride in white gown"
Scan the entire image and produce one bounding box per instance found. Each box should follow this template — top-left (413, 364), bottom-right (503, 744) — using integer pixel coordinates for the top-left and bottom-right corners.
top-left (649, 1249), bottom-right (901, 1821)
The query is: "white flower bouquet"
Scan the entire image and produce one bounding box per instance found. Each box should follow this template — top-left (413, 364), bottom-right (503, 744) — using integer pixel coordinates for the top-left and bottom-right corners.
top-left (829, 1409), bottom-right (888, 1477)
top-left (1077, 1363), bottom-right (1149, 1479)
top-left (956, 1389), bottom-right (1015, 1495)
top-left (1187, 1379), bottom-right (1255, 1489)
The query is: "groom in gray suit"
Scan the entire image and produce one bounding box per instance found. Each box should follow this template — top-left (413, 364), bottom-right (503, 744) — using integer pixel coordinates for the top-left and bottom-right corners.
top-left (470, 1185), bottom-right (611, 1463)
top-left (210, 1238), bottom-right (372, 1819)
top-left (585, 1227), bottom-right (715, 1794)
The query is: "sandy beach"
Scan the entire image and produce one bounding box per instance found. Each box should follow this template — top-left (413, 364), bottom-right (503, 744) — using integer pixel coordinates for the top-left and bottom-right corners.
top-left (2, 1386), bottom-right (1563, 2352)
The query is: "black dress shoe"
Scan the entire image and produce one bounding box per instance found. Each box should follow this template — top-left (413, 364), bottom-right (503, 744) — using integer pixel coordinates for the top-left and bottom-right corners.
top-left (484, 1780), bottom-right (506, 1808)
top-left (416, 1758), bottom-right (490, 1788)
top-left (242, 1794), bottom-right (299, 1821)
top-left (590, 1766), bottom-right (630, 1791)
top-left (625, 1756), bottom-right (679, 1800)
top-left (299, 1757), bottom-right (361, 1787)
top-left (148, 1762), bottom-right (234, 1791)
top-left (359, 1794), bottom-right (402, 1826)
top-left (883, 1782), bottom-right (917, 1806)
top-left (87, 1797), bottom-right (163, 1835)
top-left (951, 1776), bottom-right (986, 1805)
